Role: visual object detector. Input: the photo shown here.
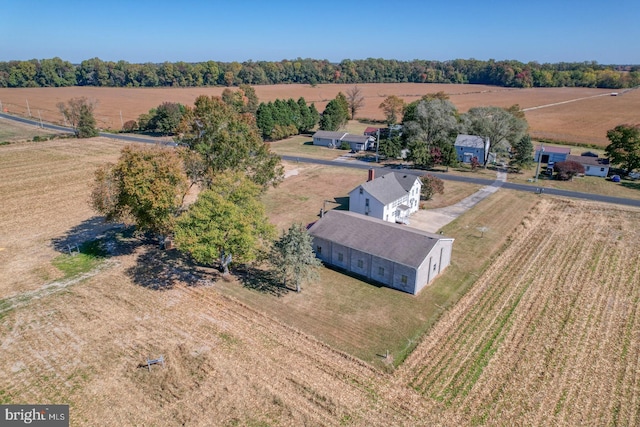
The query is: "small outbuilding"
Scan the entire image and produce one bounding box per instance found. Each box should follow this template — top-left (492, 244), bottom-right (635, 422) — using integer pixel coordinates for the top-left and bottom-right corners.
top-left (308, 210), bottom-right (454, 295)
top-left (534, 145), bottom-right (570, 164)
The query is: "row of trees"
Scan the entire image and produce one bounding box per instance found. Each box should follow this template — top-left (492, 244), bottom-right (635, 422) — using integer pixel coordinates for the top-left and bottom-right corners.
top-left (255, 97), bottom-right (319, 140)
top-left (2, 57), bottom-right (638, 88)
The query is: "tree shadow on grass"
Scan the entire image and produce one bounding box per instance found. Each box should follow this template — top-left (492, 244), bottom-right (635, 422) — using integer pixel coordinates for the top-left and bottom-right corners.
top-left (126, 247), bottom-right (216, 291)
top-left (234, 265), bottom-right (290, 297)
top-left (621, 181), bottom-right (640, 191)
top-left (51, 217), bottom-right (140, 256)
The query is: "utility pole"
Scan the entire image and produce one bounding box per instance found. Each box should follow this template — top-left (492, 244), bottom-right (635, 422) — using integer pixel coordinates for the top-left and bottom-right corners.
top-left (375, 128), bottom-right (380, 163)
top-left (38, 110), bottom-right (43, 128)
top-left (119, 110), bottom-right (124, 128)
top-left (535, 145), bottom-right (544, 182)
top-left (26, 99), bottom-right (31, 117)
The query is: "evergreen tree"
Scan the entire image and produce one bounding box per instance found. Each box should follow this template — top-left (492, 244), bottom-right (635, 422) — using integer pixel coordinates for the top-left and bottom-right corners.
top-left (256, 102), bottom-right (275, 139)
top-left (270, 223), bottom-right (322, 292)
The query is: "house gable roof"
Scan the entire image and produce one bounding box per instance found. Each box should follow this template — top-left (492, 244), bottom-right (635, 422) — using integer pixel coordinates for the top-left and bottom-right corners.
top-left (566, 154), bottom-right (610, 167)
top-left (308, 210), bottom-right (452, 269)
top-left (342, 134), bottom-right (371, 144)
top-left (313, 130), bottom-right (347, 139)
top-left (455, 134), bottom-right (488, 149)
top-left (351, 172), bottom-right (421, 205)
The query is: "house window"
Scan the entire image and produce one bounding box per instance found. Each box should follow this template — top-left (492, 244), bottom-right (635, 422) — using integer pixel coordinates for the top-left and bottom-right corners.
top-left (378, 266), bottom-right (384, 276)
top-left (601, 168), bottom-right (605, 172)
top-left (357, 259), bottom-right (363, 269)
top-left (359, 187), bottom-right (363, 194)
top-left (401, 275), bottom-right (408, 285)
top-left (433, 264), bottom-right (437, 271)
top-left (338, 253), bottom-right (343, 262)
top-left (316, 246), bottom-right (322, 254)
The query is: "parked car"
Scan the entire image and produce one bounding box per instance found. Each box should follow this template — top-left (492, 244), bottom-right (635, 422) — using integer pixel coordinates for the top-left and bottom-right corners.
top-left (611, 175), bottom-right (621, 182)
top-left (629, 171), bottom-right (640, 179)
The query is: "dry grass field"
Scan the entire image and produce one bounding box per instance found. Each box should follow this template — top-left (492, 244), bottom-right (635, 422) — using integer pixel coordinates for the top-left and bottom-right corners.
top-left (2, 131), bottom-right (640, 425)
top-left (2, 84), bottom-right (639, 146)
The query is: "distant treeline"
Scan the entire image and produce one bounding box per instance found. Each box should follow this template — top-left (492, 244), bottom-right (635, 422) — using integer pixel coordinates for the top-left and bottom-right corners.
top-left (1, 57), bottom-right (639, 89)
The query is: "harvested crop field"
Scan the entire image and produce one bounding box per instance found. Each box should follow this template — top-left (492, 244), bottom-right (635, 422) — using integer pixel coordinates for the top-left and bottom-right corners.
top-left (2, 137), bottom-right (640, 425)
top-left (398, 198), bottom-right (640, 425)
top-left (1, 84), bottom-right (638, 146)
top-left (0, 137), bottom-right (137, 297)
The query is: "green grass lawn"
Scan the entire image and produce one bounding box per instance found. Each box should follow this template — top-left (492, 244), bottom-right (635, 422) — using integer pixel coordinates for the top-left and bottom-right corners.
top-left (223, 165), bottom-right (536, 370)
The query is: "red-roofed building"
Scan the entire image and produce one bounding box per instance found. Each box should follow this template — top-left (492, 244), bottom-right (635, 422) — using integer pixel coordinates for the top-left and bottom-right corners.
top-left (364, 127), bottom-right (380, 137)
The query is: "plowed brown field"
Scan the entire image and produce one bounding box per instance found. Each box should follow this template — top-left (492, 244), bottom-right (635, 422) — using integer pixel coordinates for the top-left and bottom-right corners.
top-left (1, 84), bottom-right (639, 146)
top-left (2, 138), bottom-right (640, 425)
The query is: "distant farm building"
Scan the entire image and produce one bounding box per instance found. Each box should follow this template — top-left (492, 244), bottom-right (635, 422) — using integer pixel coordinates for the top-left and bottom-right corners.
top-left (312, 131), bottom-right (373, 151)
top-left (455, 134), bottom-right (491, 164)
top-left (534, 145), bottom-right (571, 164)
top-left (308, 210), bottom-right (454, 295)
top-left (348, 169), bottom-right (421, 224)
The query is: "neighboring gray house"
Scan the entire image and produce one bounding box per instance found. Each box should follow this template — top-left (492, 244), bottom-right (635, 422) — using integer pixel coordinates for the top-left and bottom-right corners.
top-left (566, 154), bottom-right (610, 177)
top-left (308, 210), bottom-right (454, 295)
top-left (534, 145), bottom-right (570, 164)
top-left (312, 131), bottom-right (372, 151)
top-left (348, 170), bottom-right (421, 224)
top-left (312, 131), bottom-right (346, 147)
top-left (455, 134), bottom-right (490, 164)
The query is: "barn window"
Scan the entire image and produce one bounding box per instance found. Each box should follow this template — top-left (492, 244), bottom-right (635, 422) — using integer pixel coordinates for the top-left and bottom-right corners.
top-left (401, 275), bottom-right (408, 284)
top-left (378, 266), bottom-right (384, 276)
top-left (433, 264), bottom-right (437, 271)
top-left (316, 246), bottom-right (322, 254)
top-left (338, 252), bottom-right (343, 262)
top-left (357, 259), bottom-right (364, 269)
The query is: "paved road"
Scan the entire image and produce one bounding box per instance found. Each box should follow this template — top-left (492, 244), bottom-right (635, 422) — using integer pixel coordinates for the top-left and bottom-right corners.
top-left (281, 155), bottom-right (640, 208)
top-left (3, 112), bottom-right (639, 208)
top-left (0, 112), bottom-right (174, 145)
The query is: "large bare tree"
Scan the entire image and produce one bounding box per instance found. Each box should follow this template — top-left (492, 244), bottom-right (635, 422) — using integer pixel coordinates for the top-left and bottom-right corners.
top-left (345, 85), bottom-right (365, 119)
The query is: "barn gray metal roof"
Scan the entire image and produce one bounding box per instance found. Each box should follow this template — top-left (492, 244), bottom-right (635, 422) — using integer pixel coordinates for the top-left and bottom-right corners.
top-left (308, 210), bottom-right (452, 269)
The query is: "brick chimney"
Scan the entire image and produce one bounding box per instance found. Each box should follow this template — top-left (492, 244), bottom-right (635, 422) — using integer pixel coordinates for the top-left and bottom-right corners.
top-left (368, 168), bottom-right (375, 182)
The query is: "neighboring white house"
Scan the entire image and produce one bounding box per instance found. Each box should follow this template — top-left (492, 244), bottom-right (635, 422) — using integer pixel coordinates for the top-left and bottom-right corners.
top-left (455, 134), bottom-right (490, 164)
top-left (312, 131), bottom-right (373, 151)
top-left (566, 154), bottom-right (610, 177)
top-left (308, 210), bottom-right (454, 295)
top-left (348, 169), bottom-right (421, 224)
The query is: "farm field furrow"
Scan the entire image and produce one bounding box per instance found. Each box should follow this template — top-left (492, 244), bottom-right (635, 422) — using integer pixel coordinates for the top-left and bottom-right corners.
top-left (397, 199), bottom-right (640, 425)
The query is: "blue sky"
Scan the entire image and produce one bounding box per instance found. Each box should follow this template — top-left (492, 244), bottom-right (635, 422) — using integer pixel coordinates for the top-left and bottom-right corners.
top-left (1, 0), bottom-right (638, 64)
